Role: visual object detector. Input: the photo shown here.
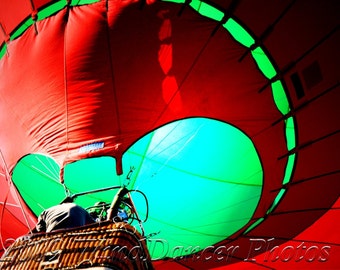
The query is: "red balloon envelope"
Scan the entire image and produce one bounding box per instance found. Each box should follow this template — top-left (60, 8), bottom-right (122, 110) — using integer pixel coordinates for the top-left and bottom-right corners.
top-left (0, 0), bottom-right (339, 269)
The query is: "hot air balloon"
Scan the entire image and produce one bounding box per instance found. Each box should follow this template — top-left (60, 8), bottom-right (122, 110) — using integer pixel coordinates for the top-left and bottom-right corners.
top-left (0, 0), bottom-right (339, 269)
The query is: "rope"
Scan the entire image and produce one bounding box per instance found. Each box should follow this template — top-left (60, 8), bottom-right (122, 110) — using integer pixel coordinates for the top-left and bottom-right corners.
top-left (0, 149), bottom-right (34, 238)
top-left (62, 182), bottom-right (71, 198)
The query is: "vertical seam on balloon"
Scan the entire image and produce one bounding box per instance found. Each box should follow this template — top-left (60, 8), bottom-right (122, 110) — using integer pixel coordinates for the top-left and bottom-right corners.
top-left (104, 2), bottom-right (124, 175)
top-left (63, 8), bottom-right (70, 168)
top-left (28, 0), bottom-right (39, 34)
top-left (0, 187), bottom-right (10, 252)
top-left (104, 5), bottom-right (122, 141)
top-left (106, 3), bottom-right (121, 135)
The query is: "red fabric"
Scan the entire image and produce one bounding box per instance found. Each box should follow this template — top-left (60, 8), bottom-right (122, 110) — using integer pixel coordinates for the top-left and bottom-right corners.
top-left (0, 0), bottom-right (31, 36)
top-left (0, 173), bottom-right (36, 252)
top-left (0, 0), bottom-right (339, 268)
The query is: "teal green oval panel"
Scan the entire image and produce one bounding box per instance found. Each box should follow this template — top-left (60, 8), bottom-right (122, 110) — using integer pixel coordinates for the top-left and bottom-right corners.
top-left (122, 117), bottom-right (263, 259)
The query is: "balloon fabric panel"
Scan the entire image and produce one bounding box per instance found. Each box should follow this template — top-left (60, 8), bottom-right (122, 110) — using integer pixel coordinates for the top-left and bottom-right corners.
top-left (0, 0), bottom-right (339, 269)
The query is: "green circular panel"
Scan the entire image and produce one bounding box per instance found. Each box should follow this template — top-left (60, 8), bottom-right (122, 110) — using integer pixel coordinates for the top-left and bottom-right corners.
top-left (122, 117), bottom-right (263, 259)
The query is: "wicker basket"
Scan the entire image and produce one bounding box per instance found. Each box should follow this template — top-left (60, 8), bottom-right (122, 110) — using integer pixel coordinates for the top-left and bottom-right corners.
top-left (0, 221), bottom-right (154, 270)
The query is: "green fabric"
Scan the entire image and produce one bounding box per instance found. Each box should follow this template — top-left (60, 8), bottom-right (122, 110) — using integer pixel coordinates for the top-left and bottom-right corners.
top-left (0, 44), bottom-right (6, 59)
top-left (251, 46), bottom-right (277, 79)
top-left (190, 0), bottom-right (224, 21)
top-left (224, 18), bottom-right (255, 48)
top-left (272, 80), bottom-right (290, 115)
top-left (12, 154), bottom-right (64, 214)
top-left (122, 118), bottom-right (262, 258)
top-left (266, 188), bottom-right (286, 215)
top-left (244, 217), bottom-right (264, 234)
top-left (63, 157), bottom-right (123, 208)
